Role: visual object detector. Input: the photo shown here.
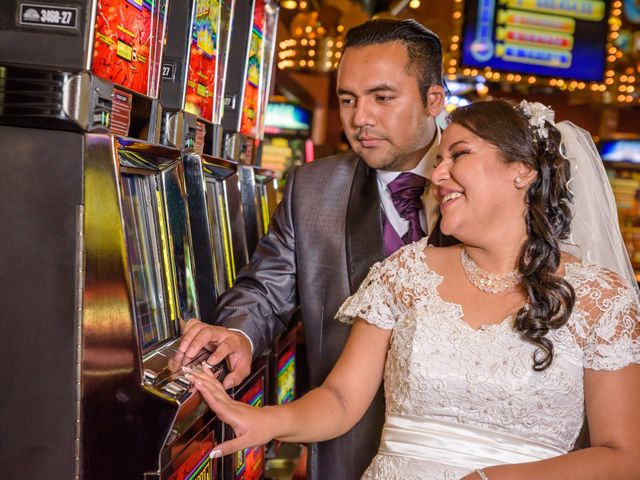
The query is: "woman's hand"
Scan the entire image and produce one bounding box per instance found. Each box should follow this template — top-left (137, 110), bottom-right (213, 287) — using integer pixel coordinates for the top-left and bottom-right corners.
top-left (184, 364), bottom-right (277, 456)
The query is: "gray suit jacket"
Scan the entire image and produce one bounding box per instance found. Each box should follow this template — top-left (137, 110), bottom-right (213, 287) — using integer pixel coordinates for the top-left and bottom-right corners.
top-left (215, 152), bottom-right (453, 479)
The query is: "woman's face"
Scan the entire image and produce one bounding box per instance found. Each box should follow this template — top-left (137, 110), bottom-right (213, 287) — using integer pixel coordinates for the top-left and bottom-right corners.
top-left (431, 123), bottom-right (529, 244)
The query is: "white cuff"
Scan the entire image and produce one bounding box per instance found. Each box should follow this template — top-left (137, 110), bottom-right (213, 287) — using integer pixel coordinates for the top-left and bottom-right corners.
top-left (227, 328), bottom-right (254, 355)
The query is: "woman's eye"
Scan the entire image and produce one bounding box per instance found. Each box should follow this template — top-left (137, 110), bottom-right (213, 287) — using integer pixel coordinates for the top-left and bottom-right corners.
top-left (451, 150), bottom-right (469, 161)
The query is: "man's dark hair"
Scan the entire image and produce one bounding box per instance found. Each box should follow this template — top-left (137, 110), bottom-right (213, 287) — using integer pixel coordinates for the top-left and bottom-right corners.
top-left (344, 19), bottom-right (444, 103)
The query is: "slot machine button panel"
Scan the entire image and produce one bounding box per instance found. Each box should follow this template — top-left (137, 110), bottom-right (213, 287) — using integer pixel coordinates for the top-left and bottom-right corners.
top-left (144, 368), bottom-right (160, 385)
top-left (174, 375), bottom-right (191, 388)
top-left (162, 381), bottom-right (187, 398)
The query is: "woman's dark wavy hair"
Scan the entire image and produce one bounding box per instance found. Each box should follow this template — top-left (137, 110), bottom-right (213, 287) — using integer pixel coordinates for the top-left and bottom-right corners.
top-left (448, 99), bottom-right (576, 370)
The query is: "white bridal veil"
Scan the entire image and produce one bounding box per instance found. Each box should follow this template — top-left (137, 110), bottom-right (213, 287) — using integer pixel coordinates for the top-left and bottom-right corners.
top-left (556, 120), bottom-right (639, 295)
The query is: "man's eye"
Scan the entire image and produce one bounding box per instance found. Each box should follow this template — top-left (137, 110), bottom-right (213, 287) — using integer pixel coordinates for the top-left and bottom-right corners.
top-left (340, 98), bottom-right (354, 106)
top-left (376, 96), bottom-right (394, 102)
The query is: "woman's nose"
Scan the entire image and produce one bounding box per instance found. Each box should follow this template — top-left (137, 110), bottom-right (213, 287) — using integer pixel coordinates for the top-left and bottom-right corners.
top-left (431, 161), bottom-right (450, 185)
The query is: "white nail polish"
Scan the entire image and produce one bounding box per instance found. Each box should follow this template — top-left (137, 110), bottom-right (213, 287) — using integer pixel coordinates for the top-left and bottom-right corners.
top-left (210, 449), bottom-right (223, 459)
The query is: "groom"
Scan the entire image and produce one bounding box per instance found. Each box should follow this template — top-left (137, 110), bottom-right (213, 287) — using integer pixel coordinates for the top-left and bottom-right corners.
top-left (180, 19), bottom-right (454, 480)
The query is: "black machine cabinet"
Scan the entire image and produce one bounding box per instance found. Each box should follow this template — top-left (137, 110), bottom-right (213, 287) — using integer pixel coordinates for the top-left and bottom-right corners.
top-left (183, 154), bottom-right (250, 320)
top-left (0, 127), bottom-right (226, 480)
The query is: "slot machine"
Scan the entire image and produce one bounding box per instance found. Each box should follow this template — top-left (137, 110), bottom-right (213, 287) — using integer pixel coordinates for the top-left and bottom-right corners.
top-left (221, 0), bottom-right (279, 166)
top-left (159, 0), bottom-right (249, 320)
top-left (160, 0), bottom-right (235, 156)
top-left (0, 1), bottom-right (225, 478)
top-left (219, 0), bottom-right (279, 256)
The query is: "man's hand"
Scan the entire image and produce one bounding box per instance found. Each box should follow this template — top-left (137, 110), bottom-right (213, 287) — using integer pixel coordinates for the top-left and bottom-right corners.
top-left (179, 319), bottom-right (252, 389)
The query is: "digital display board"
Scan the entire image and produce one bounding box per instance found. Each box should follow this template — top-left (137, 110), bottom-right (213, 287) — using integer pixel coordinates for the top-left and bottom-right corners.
top-left (234, 377), bottom-right (265, 480)
top-left (264, 102), bottom-right (311, 133)
top-left (185, 0), bottom-right (221, 120)
top-left (92, 0), bottom-right (167, 97)
top-left (461, 0), bottom-right (612, 82)
top-left (601, 139), bottom-right (640, 164)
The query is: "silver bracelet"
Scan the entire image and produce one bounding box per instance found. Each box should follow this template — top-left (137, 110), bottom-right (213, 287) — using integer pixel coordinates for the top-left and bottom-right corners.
top-left (474, 469), bottom-right (489, 480)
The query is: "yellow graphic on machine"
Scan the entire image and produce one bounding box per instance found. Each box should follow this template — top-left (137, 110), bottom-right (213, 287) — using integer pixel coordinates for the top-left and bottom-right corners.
top-left (470, 0), bottom-right (605, 69)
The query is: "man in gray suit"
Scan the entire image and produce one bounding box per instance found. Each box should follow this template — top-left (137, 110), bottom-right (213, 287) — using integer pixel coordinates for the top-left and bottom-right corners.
top-left (180, 19), bottom-right (451, 480)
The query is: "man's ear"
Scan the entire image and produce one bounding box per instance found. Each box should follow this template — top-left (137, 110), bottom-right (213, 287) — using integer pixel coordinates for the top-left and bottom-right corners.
top-left (426, 85), bottom-right (445, 118)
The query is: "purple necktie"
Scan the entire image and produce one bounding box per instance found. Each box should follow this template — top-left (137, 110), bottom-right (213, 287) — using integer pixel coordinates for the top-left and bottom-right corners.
top-left (383, 172), bottom-right (426, 256)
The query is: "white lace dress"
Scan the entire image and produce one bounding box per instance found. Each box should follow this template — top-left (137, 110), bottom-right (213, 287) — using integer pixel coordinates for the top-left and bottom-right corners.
top-left (336, 238), bottom-right (640, 480)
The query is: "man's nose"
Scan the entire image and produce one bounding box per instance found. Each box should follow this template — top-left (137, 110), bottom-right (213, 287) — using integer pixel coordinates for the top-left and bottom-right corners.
top-left (352, 99), bottom-right (375, 127)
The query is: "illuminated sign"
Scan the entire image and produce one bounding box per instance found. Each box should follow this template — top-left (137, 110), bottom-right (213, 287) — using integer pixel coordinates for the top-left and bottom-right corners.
top-left (461, 0), bottom-right (612, 81)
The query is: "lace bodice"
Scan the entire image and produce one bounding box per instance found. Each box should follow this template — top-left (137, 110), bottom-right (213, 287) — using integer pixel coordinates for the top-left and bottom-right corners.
top-left (336, 238), bottom-right (640, 479)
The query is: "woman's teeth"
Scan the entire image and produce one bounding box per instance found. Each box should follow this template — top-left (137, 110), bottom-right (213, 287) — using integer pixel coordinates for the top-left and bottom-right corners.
top-left (442, 192), bottom-right (462, 204)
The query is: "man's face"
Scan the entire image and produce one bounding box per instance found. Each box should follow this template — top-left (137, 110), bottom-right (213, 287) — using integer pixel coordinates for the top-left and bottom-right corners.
top-left (336, 41), bottom-right (444, 171)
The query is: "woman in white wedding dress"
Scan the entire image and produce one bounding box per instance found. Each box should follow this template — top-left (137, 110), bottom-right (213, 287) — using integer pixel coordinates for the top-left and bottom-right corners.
top-left (187, 99), bottom-right (640, 479)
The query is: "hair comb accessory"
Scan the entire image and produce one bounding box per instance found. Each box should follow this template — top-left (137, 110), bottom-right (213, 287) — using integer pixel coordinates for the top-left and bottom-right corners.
top-left (517, 100), bottom-right (555, 143)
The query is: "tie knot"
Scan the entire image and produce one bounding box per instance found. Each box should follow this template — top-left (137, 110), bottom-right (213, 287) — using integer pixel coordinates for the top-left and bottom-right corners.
top-left (388, 172), bottom-right (426, 207)
top-left (388, 172), bottom-right (426, 195)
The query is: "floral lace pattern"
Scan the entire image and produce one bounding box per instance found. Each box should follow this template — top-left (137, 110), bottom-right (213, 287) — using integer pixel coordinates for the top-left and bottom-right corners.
top-left (336, 238), bottom-right (640, 479)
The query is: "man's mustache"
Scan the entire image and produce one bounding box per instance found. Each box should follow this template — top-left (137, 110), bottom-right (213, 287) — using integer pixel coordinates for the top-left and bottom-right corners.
top-left (355, 128), bottom-right (387, 141)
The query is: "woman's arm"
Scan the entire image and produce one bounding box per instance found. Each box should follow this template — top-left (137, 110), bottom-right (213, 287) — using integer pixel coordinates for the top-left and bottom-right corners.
top-left (463, 364), bottom-right (640, 480)
top-left (187, 318), bottom-right (392, 455)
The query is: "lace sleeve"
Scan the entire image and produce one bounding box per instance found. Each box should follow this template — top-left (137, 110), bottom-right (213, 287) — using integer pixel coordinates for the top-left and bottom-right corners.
top-left (576, 266), bottom-right (640, 370)
top-left (335, 256), bottom-right (403, 330)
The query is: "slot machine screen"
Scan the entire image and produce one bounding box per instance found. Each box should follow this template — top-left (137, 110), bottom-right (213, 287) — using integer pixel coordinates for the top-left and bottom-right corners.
top-left (460, 0), bottom-right (612, 82)
top-left (204, 178), bottom-right (236, 294)
top-left (120, 172), bottom-right (173, 351)
top-left (185, 0), bottom-right (221, 120)
top-left (234, 377), bottom-right (265, 480)
top-left (240, 0), bottom-right (265, 137)
top-left (92, 0), bottom-right (168, 97)
top-left (119, 148), bottom-right (199, 352)
top-left (276, 344), bottom-right (295, 405)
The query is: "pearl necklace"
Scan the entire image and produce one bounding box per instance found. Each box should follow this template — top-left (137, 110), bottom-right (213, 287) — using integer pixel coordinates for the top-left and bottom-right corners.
top-left (460, 248), bottom-right (520, 294)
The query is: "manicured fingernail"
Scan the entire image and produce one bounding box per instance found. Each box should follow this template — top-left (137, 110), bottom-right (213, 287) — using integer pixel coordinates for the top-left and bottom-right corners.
top-left (202, 362), bottom-right (214, 369)
top-left (210, 449), bottom-right (222, 459)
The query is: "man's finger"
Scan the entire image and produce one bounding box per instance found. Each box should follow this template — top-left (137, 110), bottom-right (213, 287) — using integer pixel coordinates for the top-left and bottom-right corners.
top-left (181, 326), bottom-right (224, 358)
top-left (222, 371), bottom-right (246, 390)
top-left (178, 321), bottom-right (206, 353)
top-left (206, 342), bottom-right (232, 367)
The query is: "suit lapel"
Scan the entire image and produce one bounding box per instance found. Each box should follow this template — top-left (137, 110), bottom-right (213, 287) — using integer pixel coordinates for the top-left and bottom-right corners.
top-left (346, 158), bottom-right (385, 294)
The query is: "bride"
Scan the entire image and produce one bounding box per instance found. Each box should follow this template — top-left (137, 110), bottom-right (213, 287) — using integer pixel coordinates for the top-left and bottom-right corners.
top-left (185, 99), bottom-right (640, 479)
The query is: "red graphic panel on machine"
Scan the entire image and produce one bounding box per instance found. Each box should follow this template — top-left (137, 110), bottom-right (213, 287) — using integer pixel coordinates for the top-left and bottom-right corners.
top-left (239, 0), bottom-right (265, 137)
top-left (234, 377), bottom-right (265, 480)
top-left (92, 0), bottom-right (166, 96)
top-left (185, 0), bottom-right (220, 120)
top-left (168, 434), bottom-right (218, 480)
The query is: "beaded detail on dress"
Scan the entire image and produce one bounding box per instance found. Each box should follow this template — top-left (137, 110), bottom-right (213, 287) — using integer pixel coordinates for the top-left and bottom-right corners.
top-left (336, 238), bottom-right (640, 480)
